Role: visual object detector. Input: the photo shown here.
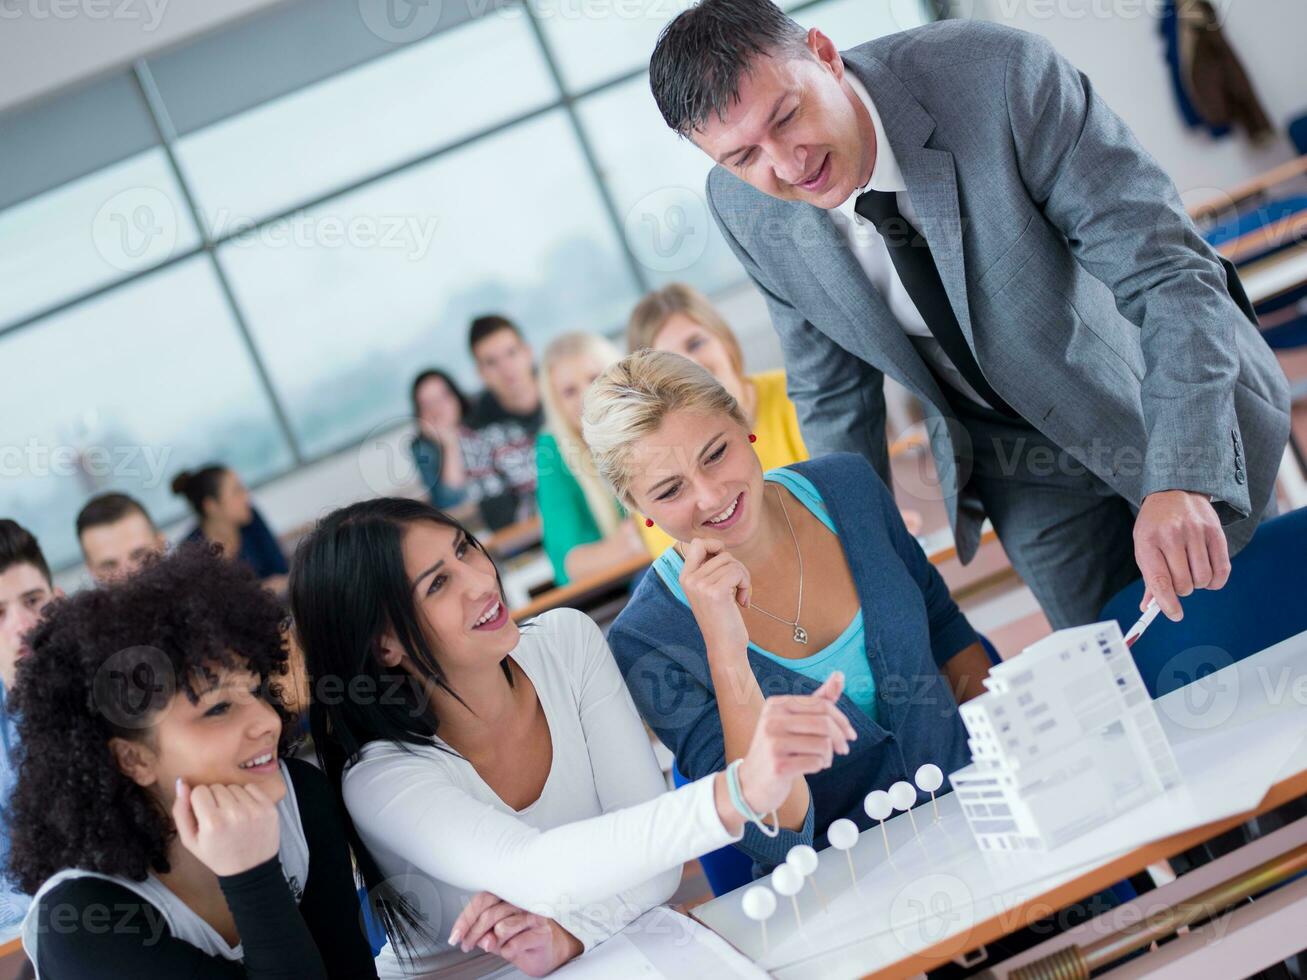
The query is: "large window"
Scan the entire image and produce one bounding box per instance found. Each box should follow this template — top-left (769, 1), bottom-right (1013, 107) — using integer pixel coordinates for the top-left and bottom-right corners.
top-left (0, 0), bottom-right (933, 570)
top-left (219, 110), bottom-right (640, 456)
top-left (0, 259), bottom-right (294, 568)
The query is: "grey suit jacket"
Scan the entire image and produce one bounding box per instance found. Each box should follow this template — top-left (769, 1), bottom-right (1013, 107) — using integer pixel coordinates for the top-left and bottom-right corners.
top-left (705, 20), bottom-right (1290, 563)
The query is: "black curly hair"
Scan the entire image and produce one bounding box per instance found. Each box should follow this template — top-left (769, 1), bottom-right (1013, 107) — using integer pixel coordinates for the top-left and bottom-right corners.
top-left (6, 543), bottom-right (295, 894)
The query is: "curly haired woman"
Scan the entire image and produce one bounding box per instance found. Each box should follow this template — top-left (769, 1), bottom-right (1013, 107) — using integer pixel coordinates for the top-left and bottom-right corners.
top-left (8, 545), bottom-right (377, 979)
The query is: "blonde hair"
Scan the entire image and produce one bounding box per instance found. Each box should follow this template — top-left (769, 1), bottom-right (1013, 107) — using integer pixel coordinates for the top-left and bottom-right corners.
top-left (582, 349), bottom-right (747, 507)
top-left (541, 332), bottom-right (626, 537)
top-left (626, 283), bottom-right (746, 381)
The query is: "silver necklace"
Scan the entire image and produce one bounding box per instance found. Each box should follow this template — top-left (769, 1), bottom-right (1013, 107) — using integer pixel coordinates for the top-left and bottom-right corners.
top-left (748, 485), bottom-right (808, 644)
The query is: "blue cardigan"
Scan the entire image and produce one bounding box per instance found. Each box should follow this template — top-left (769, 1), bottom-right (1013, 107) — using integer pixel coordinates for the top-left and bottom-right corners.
top-left (608, 453), bottom-right (976, 872)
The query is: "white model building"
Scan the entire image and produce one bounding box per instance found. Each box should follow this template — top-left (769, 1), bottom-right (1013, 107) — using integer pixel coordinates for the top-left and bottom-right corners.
top-left (949, 621), bottom-right (1182, 851)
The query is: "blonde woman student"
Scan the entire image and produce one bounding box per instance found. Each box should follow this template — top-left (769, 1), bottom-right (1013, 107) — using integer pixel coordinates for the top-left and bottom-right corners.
top-left (536, 333), bottom-right (648, 585)
top-left (583, 350), bottom-right (992, 871)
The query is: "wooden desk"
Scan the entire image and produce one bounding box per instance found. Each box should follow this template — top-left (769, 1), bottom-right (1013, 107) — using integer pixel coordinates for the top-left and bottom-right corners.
top-left (692, 629), bottom-right (1307, 979)
top-left (1241, 242), bottom-right (1307, 305)
top-left (511, 553), bottom-right (652, 620)
top-left (509, 523), bottom-right (1000, 622)
top-left (1189, 154), bottom-right (1307, 224)
top-left (483, 516), bottom-right (543, 558)
top-left (1216, 209), bottom-right (1307, 265)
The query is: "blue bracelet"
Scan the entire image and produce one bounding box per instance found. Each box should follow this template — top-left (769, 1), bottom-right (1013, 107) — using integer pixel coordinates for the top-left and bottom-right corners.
top-left (726, 760), bottom-right (780, 838)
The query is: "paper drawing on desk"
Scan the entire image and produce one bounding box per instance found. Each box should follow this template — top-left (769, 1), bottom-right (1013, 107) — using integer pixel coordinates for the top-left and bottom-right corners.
top-left (541, 907), bottom-right (767, 980)
top-left (949, 621), bottom-right (1182, 852)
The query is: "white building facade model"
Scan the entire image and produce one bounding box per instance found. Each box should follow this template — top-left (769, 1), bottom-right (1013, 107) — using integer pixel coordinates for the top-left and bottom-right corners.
top-left (949, 622), bottom-right (1183, 851)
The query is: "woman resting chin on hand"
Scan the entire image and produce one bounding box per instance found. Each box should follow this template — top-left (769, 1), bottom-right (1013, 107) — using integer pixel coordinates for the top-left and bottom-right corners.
top-left (12, 545), bottom-right (378, 980)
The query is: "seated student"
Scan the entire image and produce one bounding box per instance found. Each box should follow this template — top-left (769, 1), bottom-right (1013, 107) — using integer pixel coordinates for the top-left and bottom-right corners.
top-left (628, 283), bottom-right (807, 466)
top-left (537, 333), bottom-right (648, 585)
top-left (10, 546), bottom-right (377, 980)
top-left (0, 521), bottom-right (61, 938)
top-left (76, 492), bottom-right (168, 584)
top-left (462, 315), bottom-right (545, 531)
top-left (174, 465), bottom-right (289, 594)
top-left (628, 284), bottom-right (924, 538)
top-left (584, 351), bottom-right (993, 870)
top-left (289, 498), bottom-right (853, 978)
top-left (409, 369), bottom-right (472, 510)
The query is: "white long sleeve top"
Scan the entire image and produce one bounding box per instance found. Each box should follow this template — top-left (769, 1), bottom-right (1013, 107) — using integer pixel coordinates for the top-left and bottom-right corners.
top-left (343, 608), bottom-right (742, 979)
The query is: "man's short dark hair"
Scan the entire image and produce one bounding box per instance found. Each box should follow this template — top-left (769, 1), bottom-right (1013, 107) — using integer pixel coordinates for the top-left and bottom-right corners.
top-left (468, 315), bottom-right (521, 354)
top-left (650, 0), bottom-right (809, 137)
top-left (0, 520), bottom-right (51, 587)
top-left (75, 493), bottom-right (156, 540)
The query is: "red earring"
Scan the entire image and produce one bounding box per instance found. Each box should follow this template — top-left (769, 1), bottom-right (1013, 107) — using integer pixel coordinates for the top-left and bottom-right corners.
top-left (748, 433), bottom-right (757, 443)
top-left (645, 518), bottom-right (655, 528)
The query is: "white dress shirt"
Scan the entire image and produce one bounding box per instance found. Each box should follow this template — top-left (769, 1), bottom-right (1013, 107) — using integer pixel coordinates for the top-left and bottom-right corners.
top-left (831, 73), bottom-right (991, 408)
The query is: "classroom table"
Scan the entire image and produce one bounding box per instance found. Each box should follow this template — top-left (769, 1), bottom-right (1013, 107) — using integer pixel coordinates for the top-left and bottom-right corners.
top-left (1241, 242), bottom-right (1307, 306)
top-left (691, 628), bottom-right (1307, 979)
top-left (509, 523), bottom-right (1001, 621)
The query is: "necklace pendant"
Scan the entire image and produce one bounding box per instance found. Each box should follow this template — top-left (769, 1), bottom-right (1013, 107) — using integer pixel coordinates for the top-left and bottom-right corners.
top-left (793, 625), bottom-right (809, 645)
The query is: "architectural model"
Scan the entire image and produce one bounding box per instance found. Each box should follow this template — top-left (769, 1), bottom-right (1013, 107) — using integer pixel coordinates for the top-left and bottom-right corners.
top-left (949, 621), bottom-right (1182, 851)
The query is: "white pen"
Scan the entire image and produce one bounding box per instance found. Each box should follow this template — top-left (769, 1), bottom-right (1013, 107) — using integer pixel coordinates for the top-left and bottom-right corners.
top-left (1123, 598), bottom-right (1161, 648)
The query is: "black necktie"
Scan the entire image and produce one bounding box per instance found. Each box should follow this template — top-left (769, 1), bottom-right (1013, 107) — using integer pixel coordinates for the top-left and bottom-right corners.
top-left (853, 189), bottom-right (1017, 418)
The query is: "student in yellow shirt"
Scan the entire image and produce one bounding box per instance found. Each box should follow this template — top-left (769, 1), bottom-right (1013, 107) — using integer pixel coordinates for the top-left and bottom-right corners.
top-left (627, 283), bottom-right (808, 556)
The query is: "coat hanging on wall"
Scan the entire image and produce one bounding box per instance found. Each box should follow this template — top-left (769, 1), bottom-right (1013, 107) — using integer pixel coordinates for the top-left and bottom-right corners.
top-left (1160, 0), bottom-right (1274, 143)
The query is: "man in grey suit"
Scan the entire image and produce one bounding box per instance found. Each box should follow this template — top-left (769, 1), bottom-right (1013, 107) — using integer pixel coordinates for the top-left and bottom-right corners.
top-left (649, 0), bottom-right (1289, 629)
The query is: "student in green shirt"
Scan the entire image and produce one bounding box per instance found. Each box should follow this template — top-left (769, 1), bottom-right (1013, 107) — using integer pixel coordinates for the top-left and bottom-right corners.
top-left (537, 334), bottom-right (647, 585)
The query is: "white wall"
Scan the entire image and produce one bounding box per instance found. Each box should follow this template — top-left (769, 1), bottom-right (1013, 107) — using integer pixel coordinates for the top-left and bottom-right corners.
top-left (971, 0), bottom-right (1305, 206)
top-left (0, 0), bottom-right (292, 113)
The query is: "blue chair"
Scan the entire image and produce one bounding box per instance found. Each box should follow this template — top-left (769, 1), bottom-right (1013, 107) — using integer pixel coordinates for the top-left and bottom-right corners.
top-left (1100, 506), bottom-right (1307, 699)
top-left (672, 633), bottom-right (1006, 898)
top-left (358, 886), bottom-right (388, 957)
top-left (671, 763), bottom-right (755, 895)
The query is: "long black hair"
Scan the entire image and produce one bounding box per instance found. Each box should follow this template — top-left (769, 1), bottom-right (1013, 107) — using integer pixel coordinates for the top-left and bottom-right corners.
top-left (288, 497), bottom-right (510, 959)
top-left (410, 368), bottom-right (470, 422)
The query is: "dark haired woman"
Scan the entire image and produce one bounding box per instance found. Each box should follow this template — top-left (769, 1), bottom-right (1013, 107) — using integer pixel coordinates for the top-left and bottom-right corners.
top-left (10, 546), bottom-right (378, 979)
top-left (409, 369), bottom-right (472, 510)
top-left (290, 498), bottom-right (854, 978)
top-left (173, 465), bottom-right (289, 594)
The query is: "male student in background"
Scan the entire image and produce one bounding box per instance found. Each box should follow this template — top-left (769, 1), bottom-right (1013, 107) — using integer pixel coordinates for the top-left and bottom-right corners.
top-left (649, 0), bottom-right (1289, 628)
top-left (76, 493), bottom-right (168, 584)
top-left (0, 520), bottom-right (61, 946)
top-left (461, 315), bottom-right (545, 531)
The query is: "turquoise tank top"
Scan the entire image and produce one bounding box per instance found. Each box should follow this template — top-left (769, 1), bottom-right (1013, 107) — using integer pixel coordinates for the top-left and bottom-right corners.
top-left (651, 468), bottom-right (877, 721)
